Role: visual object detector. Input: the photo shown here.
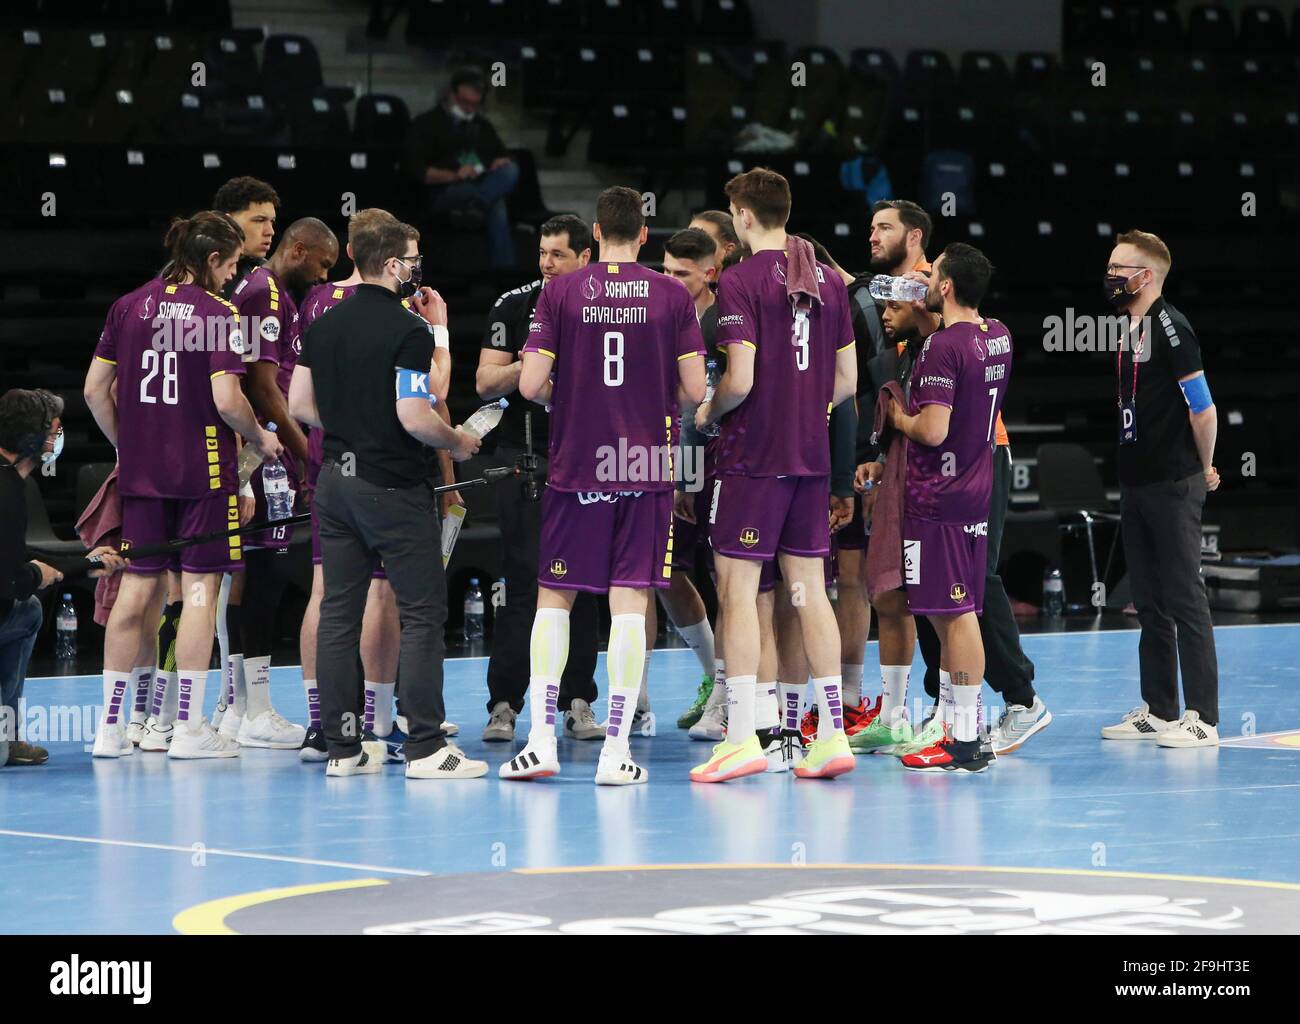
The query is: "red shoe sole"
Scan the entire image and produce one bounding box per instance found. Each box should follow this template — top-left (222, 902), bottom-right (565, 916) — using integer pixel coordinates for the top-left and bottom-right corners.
top-left (794, 755), bottom-right (856, 779)
top-left (503, 770), bottom-right (557, 780)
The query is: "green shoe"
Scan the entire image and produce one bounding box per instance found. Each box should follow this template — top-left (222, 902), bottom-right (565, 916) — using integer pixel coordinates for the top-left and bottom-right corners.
top-left (891, 715), bottom-right (946, 758)
top-left (848, 713), bottom-right (915, 754)
top-left (676, 675), bottom-right (714, 729)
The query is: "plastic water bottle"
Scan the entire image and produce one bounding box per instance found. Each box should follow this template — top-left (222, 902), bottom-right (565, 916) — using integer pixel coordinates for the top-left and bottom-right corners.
top-left (868, 274), bottom-right (929, 303)
top-left (700, 357), bottom-right (721, 437)
top-left (55, 593), bottom-right (77, 659)
top-left (237, 437), bottom-right (264, 488)
top-left (464, 578), bottom-right (485, 641)
top-left (1042, 568), bottom-right (1065, 617)
top-left (261, 423), bottom-right (294, 521)
top-left (463, 398), bottom-right (508, 440)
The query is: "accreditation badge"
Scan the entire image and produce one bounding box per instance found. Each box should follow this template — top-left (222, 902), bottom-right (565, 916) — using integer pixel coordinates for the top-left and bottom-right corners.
top-left (1119, 399), bottom-right (1137, 445)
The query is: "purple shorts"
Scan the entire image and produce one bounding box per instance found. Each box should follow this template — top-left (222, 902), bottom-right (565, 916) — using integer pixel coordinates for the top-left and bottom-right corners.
top-left (709, 474), bottom-right (830, 562)
top-left (902, 514), bottom-right (988, 616)
top-left (246, 450), bottom-right (298, 552)
top-left (311, 509), bottom-right (387, 579)
top-left (671, 485), bottom-right (714, 573)
top-left (539, 488), bottom-right (673, 593)
top-left (835, 492), bottom-right (867, 550)
top-left (121, 492), bottom-right (242, 575)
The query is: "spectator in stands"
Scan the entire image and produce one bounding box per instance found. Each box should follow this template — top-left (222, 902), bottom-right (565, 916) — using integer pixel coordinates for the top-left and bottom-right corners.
top-left (0, 389), bottom-right (125, 767)
top-left (407, 67), bottom-right (520, 269)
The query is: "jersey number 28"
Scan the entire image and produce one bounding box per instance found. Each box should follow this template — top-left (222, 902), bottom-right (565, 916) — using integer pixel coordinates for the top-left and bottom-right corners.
top-left (140, 349), bottom-right (179, 405)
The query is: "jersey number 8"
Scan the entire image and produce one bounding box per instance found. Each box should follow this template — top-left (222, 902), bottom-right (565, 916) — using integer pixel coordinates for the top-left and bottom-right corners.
top-left (603, 331), bottom-right (624, 387)
top-left (140, 349), bottom-right (179, 405)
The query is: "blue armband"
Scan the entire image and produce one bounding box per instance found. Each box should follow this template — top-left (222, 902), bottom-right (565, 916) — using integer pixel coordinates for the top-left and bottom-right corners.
top-left (1178, 374), bottom-right (1212, 414)
top-left (395, 367), bottom-right (435, 404)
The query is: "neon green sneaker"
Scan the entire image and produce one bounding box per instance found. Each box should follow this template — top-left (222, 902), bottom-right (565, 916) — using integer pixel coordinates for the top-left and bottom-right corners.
top-left (892, 715), bottom-right (946, 758)
top-left (848, 713), bottom-right (915, 755)
top-left (676, 675), bottom-right (715, 729)
top-left (794, 731), bottom-right (855, 779)
top-left (689, 734), bottom-right (767, 783)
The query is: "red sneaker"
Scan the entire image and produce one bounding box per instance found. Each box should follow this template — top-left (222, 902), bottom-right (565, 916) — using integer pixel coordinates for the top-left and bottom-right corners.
top-left (900, 728), bottom-right (992, 774)
top-left (844, 695), bottom-right (881, 737)
top-left (799, 706), bottom-right (818, 745)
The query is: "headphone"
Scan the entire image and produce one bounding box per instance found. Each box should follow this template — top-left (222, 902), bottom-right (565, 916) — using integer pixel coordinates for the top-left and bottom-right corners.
top-left (0, 389), bottom-right (62, 461)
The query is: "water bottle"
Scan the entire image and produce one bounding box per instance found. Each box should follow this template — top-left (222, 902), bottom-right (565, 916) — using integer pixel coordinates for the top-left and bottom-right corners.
top-left (55, 593), bottom-right (77, 659)
top-left (261, 423), bottom-right (294, 521)
top-left (868, 274), bottom-right (929, 303)
top-left (464, 578), bottom-right (485, 641)
top-left (463, 398), bottom-right (508, 440)
top-left (700, 357), bottom-right (721, 437)
top-left (1042, 568), bottom-right (1065, 617)
top-left (237, 437), bottom-right (263, 488)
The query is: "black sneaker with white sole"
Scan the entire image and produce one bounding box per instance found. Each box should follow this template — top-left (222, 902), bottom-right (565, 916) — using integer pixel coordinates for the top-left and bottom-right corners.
top-left (299, 727), bottom-right (328, 763)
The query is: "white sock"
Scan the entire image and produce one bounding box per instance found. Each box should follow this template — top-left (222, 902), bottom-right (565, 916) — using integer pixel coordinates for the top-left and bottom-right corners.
top-left (528, 607), bottom-right (569, 744)
top-left (176, 670), bottom-right (207, 729)
top-left (131, 666), bottom-right (153, 718)
top-left (303, 677), bottom-right (320, 729)
top-left (101, 670), bottom-right (130, 727)
top-left (939, 670), bottom-right (955, 728)
top-left (215, 574), bottom-right (231, 698)
top-left (676, 617), bottom-right (716, 677)
top-left (244, 655), bottom-right (271, 717)
top-left (953, 683), bottom-right (980, 743)
top-left (813, 675), bottom-right (844, 739)
top-left (365, 680), bottom-right (396, 736)
top-left (778, 681), bottom-right (802, 732)
top-left (881, 665), bottom-right (910, 725)
top-left (755, 680), bottom-right (779, 733)
top-left (227, 653), bottom-right (247, 716)
top-left (977, 689), bottom-right (985, 734)
top-left (714, 658), bottom-right (725, 685)
top-left (604, 613), bottom-right (646, 754)
top-left (638, 648), bottom-right (652, 714)
top-left (726, 674), bottom-right (756, 738)
top-left (841, 662), bottom-right (863, 705)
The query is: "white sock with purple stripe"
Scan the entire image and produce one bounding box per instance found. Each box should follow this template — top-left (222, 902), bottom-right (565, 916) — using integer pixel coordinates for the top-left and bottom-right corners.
top-left (156, 670), bottom-right (178, 726)
top-left (755, 680), bottom-right (779, 733)
top-left (101, 671), bottom-right (130, 727)
top-left (813, 675), bottom-right (844, 740)
top-left (527, 607), bottom-right (569, 744)
top-left (175, 671), bottom-right (207, 730)
top-left (303, 678), bottom-right (321, 729)
top-left (603, 613), bottom-right (645, 755)
top-left (131, 667), bottom-right (153, 722)
top-left (364, 680), bottom-right (395, 736)
top-left (778, 681), bottom-right (802, 732)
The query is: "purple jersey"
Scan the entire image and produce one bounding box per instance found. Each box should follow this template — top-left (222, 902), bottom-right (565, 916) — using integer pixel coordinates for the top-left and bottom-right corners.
top-left (299, 282), bottom-right (358, 487)
top-left (712, 249), bottom-right (854, 477)
top-left (232, 266), bottom-right (301, 407)
top-left (94, 279), bottom-right (245, 498)
top-left (904, 318), bottom-right (1013, 524)
top-left (523, 261), bottom-right (705, 492)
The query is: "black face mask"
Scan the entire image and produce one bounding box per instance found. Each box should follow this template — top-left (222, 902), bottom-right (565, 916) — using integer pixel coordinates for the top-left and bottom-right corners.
top-left (1103, 269), bottom-right (1145, 308)
top-left (394, 258), bottom-right (422, 299)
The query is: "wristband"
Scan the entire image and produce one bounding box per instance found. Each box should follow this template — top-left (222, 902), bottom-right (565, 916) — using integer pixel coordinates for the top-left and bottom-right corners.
top-left (432, 325), bottom-right (450, 350)
top-left (239, 480), bottom-right (254, 498)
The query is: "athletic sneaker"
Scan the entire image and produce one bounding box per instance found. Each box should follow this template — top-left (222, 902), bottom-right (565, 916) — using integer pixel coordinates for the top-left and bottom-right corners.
top-left (169, 719), bottom-right (240, 760)
top-left (325, 740), bottom-right (388, 777)
top-left (843, 696), bottom-right (880, 738)
top-left (689, 734), bottom-right (767, 783)
top-left (989, 697), bottom-right (1052, 754)
top-left (1155, 710), bottom-right (1219, 748)
top-left (91, 722), bottom-right (132, 759)
top-left (688, 686), bottom-right (728, 741)
top-left (499, 738), bottom-right (560, 780)
top-left (795, 733), bottom-right (855, 779)
top-left (216, 709), bottom-right (242, 743)
top-left (298, 727), bottom-right (328, 763)
top-left (799, 706), bottom-right (818, 745)
top-left (1101, 703), bottom-right (1174, 741)
top-left (595, 748), bottom-right (648, 785)
top-left (565, 699), bottom-right (604, 741)
top-left (139, 716), bottom-right (173, 752)
top-left (677, 676), bottom-right (714, 729)
top-left (901, 730), bottom-right (992, 774)
top-left (362, 729), bottom-right (404, 763)
top-left (482, 702), bottom-right (517, 742)
top-left (407, 743), bottom-right (488, 780)
top-left (762, 731), bottom-right (787, 773)
top-left (237, 708), bottom-right (306, 749)
top-left (891, 714), bottom-right (946, 758)
top-left (127, 711), bottom-right (148, 746)
top-left (849, 713), bottom-right (915, 755)
top-left (6, 740), bottom-right (50, 765)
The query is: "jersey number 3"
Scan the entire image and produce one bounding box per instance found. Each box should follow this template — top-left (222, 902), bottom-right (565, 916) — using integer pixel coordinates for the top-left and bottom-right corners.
top-left (140, 349), bottom-right (179, 405)
top-left (792, 315), bottom-right (809, 371)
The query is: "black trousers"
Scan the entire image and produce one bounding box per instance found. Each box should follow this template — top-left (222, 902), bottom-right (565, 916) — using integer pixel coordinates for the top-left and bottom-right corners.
top-left (486, 445), bottom-right (598, 714)
top-left (315, 461), bottom-right (448, 761)
top-left (1120, 471), bottom-right (1218, 725)
top-left (919, 445), bottom-right (1037, 706)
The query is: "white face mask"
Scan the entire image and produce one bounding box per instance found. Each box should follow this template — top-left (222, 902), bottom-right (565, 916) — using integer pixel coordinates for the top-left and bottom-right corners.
top-left (40, 430), bottom-right (63, 465)
top-left (449, 100), bottom-right (475, 122)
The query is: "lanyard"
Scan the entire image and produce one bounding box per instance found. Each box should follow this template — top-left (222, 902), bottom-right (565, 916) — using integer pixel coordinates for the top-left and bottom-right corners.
top-left (1117, 320), bottom-right (1147, 407)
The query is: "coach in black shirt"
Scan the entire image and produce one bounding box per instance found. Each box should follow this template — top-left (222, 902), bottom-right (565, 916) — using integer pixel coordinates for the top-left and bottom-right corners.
top-left (291, 216), bottom-right (485, 779)
top-left (1100, 230), bottom-right (1221, 748)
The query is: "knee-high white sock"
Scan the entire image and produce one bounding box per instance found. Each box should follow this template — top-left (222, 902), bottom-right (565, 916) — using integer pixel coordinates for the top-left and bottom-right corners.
top-left (215, 574), bottom-right (231, 703)
top-left (813, 675), bottom-right (844, 740)
top-left (176, 671), bottom-right (207, 729)
top-left (244, 654), bottom-right (271, 717)
top-left (755, 679), bottom-right (779, 733)
top-left (953, 683), bottom-right (979, 743)
top-left (528, 607), bottom-right (569, 743)
top-left (841, 662), bottom-right (863, 706)
top-left (303, 678), bottom-right (321, 729)
top-left (726, 674), bottom-right (756, 738)
top-left (605, 613), bottom-right (646, 753)
top-left (778, 681), bottom-right (802, 732)
top-left (101, 671), bottom-right (130, 727)
top-left (226, 653), bottom-right (247, 716)
top-left (881, 665), bottom-right (910, 725)
top-left (131, 666), bottom-right (153, 719)
top-left (638, 649), bottom-right (652, 714)
top-left (939, 669), bottom-right (954, 728)
top-left (365, 680), bottom-right (396, 736)
top-left (155, 671), bottom-right (178, 726)
top-left (676, 617), bottom-right (716, 678)
top-left (977, 689), bottom-right (985, 734)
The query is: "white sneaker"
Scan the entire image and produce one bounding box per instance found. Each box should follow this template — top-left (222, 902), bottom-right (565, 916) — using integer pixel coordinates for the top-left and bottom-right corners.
top-left (442, 720), bottom-right (459, 737)
top-left (217, 709), bottom-right (243, 742)
top-left (139, 716), bottom-right (174, 752)
top-left (92, 722), bottom-right (131, 758)
top-left (1156, 710), bottom-right (1220, 748)
top-left (499, 738), bottom-right (560, 780)
top-left (326, 740), bottom-right (388, 777)
top-left (482, 702), bottom-right (517, 742)
top-left (990, 697), bottom-right (1053, 754)
top-left (127, 711), bottom-right (148, 746)
top-left (169, 718), bottom-right (241, 759)
top-left (565, 699), bottom-right (604, 741)
top-left (594, 746), bottom-right (648, 785)
top-left (764, 731), bottom-right (805, 773)
top-left (237, 708), bottom-right (307, 749)
top-left (406, 743), bottom-right (488, 780)
top-left (1101, 703), bottom-right (1174, 741)
top-left (689, 687), bottom-right (728, 741)
top-left (632, 687), bottom-right (652, 734)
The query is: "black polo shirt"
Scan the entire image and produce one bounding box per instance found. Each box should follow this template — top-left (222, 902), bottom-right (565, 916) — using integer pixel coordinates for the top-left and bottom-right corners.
top-left (481, 278), bottom-right (546, 452)
top-left (299, 283), bottom-right (440, 489)
top-left (1117, 296), bottom-right (1205, 487)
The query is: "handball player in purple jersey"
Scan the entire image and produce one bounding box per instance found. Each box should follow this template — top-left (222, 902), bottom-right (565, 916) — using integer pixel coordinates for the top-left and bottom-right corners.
top-left (498, 186), bottom-right (707, 786)
top-left (887, 243), bottom-right (1012, 774)
top-left (692, 168), bottom-right (859, 784)
top-left (83, 212), bottom-right (282, 761)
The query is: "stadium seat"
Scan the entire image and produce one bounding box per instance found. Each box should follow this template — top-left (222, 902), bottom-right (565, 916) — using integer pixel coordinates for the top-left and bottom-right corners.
top-left (617, 40), bottom-right (685, 96)
top-left (75, 462), bottom-right (114, 522)
top-left (1036, 442), bottom-right (1120, 601)
top-left (1239, 5), bottom-right (1288, 52)
top-left (353, 93), bottom-right (410, 150)
top-left (525, 0), bottom-right (584, 36)
top-left (170, 0), bottom-right (233, 31)
top-left (460, 0), bottom-right (535, 36)
top-left (261, 35), bottom-right (325, 100)
top-left (902, 49), bottom-right (956, 105)
top-left (743, 41), bottom-right (789, 128)
top-left (1185, 4), bottom-right (1236, 52)
top-left (788, 46), bottom-right (845, 138)
top-left (958, 51), bottom-right (1010, 101)
top-left (643, 0), bottom-right (695, 39)
top-left (285, 90), bottom-right (352, 148)
top-left (95, 145), bottom-right (181, 222)
top-left (849, 47), bottom-right (900, 91)
top-left (1134, 4), bottom-right (1183, 50)
top-left (201, 31), bottom-right (262, 98)
top-left (1063, 2), bottom-right (1132, 53)
top-left (586, 0), bottom-right (647, 37)
top-left (697, 0), bottom-right (754, 41)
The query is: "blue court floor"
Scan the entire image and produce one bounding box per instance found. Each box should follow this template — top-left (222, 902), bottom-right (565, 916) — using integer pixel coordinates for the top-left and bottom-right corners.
top-left (1, 622), bottom-right (1298, 934)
